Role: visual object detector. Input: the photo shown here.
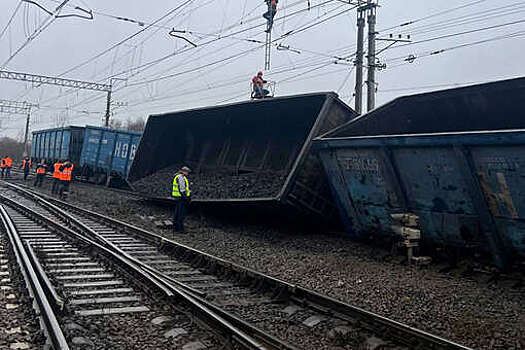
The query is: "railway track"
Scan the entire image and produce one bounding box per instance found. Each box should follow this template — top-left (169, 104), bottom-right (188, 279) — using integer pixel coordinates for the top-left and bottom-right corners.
top-left (0, 181), bottom-right (474, 350)
top-left (0, 183), bottom-right (291, 350)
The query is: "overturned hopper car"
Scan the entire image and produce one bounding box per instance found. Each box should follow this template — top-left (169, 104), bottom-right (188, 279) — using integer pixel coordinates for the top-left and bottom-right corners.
top-left (314, 77), bottom-right (525, 269)
top-left (129, 92), bottom-right (357, 221)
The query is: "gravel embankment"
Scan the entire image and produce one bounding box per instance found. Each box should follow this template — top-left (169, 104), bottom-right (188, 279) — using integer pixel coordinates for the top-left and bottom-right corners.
top-left (1, 227), bottom-right (45, 349)
top-left (132, 166), bottom-right (287, 199)
top-left (9, 177), bottom-right (525, 350)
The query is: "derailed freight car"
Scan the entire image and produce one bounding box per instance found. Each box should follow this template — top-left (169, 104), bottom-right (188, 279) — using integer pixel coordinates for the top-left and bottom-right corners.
top-left (31, 125), bottom-right (141, 186)
top-left (314, 77), bottom-right (525, 269)
top-left (79, 126), bottom-right (141, 185)
top-left (128, 92), bottom-right (357, 221)
top-left (31, 126), bottom-right (85, 165)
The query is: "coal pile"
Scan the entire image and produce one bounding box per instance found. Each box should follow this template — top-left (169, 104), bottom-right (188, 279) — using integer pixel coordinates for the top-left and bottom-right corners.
top-left (132, 166), bottom-right (287, 199)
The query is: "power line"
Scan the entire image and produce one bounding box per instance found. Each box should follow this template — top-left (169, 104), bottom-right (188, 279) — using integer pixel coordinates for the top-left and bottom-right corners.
top-left (1, 0), bottom-right (73, 68)
top-left (0, 1), bottom-right (23, 42)
top-left (58, 0), bottom-right (196, 77)
top-left (379, 0), bottom-right (493, 33)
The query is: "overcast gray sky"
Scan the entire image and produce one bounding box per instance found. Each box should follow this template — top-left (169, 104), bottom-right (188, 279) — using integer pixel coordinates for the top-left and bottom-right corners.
top-left (0, 0), bottom-right (524, 138)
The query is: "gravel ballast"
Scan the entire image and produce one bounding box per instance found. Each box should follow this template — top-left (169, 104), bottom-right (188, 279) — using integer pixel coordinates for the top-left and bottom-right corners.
top-left (10, 177), bottom-right (525, 349)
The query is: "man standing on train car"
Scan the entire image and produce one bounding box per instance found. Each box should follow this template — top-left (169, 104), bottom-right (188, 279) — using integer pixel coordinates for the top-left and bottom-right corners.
top-left (33, 160), bottom-right (47, 187)
top-left (59, 160), bottom-right (74, 200)
top-left (51, 159), bottom-right (63, 194)
top-left (172, 166), bottom-right (191, 233)
top-left (21, 157), bottom-right (32, 181)
top-left (5, 156), bottom-right (12, 178)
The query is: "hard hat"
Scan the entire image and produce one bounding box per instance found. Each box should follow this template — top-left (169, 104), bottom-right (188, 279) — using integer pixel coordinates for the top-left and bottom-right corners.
top-left (257, 71), bottom-right (263, 76)
top-left (181, 166), bottom-right (191, 173)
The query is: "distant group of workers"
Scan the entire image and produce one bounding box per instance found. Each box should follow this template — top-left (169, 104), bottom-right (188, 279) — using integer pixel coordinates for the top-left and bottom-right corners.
top-left (17, 156), bottom-right (74, 199)
top-left (0, 156), bottom-right (13, 178)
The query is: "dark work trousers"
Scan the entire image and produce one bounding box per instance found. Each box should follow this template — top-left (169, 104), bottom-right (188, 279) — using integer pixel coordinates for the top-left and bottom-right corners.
top-left (59, 181), bottom-right (70, 199)
top-left (52, 178), bottom-right (61, 194)
top-left (173, 198), bottom-right (188, 232)
top-left (33, 174), bottom-right (45, 187)
top-left (6, 167), bottom-right (11, 178)
top-left (1, 167), bottom-right (4, 178)
top-left (23, 169), bottom-right (29, 180)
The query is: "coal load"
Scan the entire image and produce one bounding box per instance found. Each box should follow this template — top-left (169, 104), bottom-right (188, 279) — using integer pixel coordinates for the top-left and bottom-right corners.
top-left (133, 166), bottom-right (286, 199)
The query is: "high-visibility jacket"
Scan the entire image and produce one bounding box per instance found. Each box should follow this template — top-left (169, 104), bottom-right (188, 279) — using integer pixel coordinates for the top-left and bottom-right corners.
top-left (22, 159), bottom-right (32, 169)
top-left (53, 162), bottom-right (63, 179)
top-left (1, 158), bottom-right (5, 168)
top-left (172, 173), bottom-right (190, 197)
top-left (252, 76), bottom-right (263, 89)
top-left (36, 165), bottom-right (46, 174)
top-left (5, 157), bottom-right (12, 168)
top-left (60, 164), bottom-right (74, 182)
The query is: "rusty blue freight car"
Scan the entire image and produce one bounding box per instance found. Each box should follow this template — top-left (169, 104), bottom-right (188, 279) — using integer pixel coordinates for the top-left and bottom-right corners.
top-left (31, 126), bottom-right (85, 164)
top-left (79, 126), bottom-right (142, 185)
top-left (315, 130), bottom-right (525, 270)
top-left (315, 77), bottom-right (525, 270)
top-left (31, 125), bottom-right (142, 186)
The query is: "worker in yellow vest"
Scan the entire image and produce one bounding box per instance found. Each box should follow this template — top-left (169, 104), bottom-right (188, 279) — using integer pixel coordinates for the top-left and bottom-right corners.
top-left (172, 166), bottom-right (191, 233)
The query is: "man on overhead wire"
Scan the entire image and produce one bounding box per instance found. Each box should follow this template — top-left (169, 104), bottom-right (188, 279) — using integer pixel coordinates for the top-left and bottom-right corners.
top-left (263, 0), bottom-right (278, 22)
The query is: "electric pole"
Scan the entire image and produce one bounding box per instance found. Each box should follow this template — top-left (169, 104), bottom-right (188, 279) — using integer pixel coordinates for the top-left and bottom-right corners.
top-left (366, 0), bottom-right (377, 112)
top-left (105, 87), bottom-right (112, 127)
top-left (354, 5), bottom-right (366, 115)
top-left (264, 1), bottom-right (274, 70)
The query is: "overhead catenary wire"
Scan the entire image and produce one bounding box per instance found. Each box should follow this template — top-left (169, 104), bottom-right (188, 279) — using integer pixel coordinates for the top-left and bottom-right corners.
top-left (0, 1), bottom-right (23, 42)
top-left (23, 0), bottom-right (340, 111)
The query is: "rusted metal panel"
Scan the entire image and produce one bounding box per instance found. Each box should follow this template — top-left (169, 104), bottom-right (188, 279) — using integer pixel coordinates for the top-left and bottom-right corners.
top-left (315, 129), bottom-right (525, 269)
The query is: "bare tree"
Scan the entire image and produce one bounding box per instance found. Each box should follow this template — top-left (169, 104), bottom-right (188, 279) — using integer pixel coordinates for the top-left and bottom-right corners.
top-left (0, 137), bottom-right (25, 161)
top-left (109, 118), bottom-right (124, 129)
top-left (54, 111), bottom-right (69, 128)
top-left (125, 117), bottom-right (145, 132)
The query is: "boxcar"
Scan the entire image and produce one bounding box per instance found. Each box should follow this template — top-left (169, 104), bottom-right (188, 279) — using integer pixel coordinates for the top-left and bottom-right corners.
top-left (31, 125), bottom-right (142, 186)
top-left (79, 126), bottom-right (142, 185)
top-left (31, 126), bottom-right (85, 165)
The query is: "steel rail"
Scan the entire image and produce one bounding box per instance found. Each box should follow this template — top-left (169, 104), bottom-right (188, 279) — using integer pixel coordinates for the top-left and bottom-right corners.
top-left (7, 182), bottom-right (476, 350)
top-left (0, 205), bottom-right (70, 350)
top-left (0, 184), bottom-right (296, 350)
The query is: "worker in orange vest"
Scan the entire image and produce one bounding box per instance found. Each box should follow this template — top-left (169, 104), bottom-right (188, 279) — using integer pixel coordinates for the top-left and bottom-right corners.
top-left (21, 157), bottom-right (32, 181)
top-left (59, 160), bottom-right (74, 200)
top-left (4, 156), bottom-right (12, 178)
top-left (251, 71), bottom-right (269, 99)
top-left (0, 157), bottom-right (5, 178)
top-left (33, 160), bottom-right (47, 187)
top-left (51, 160), bottom-right (64, 195)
